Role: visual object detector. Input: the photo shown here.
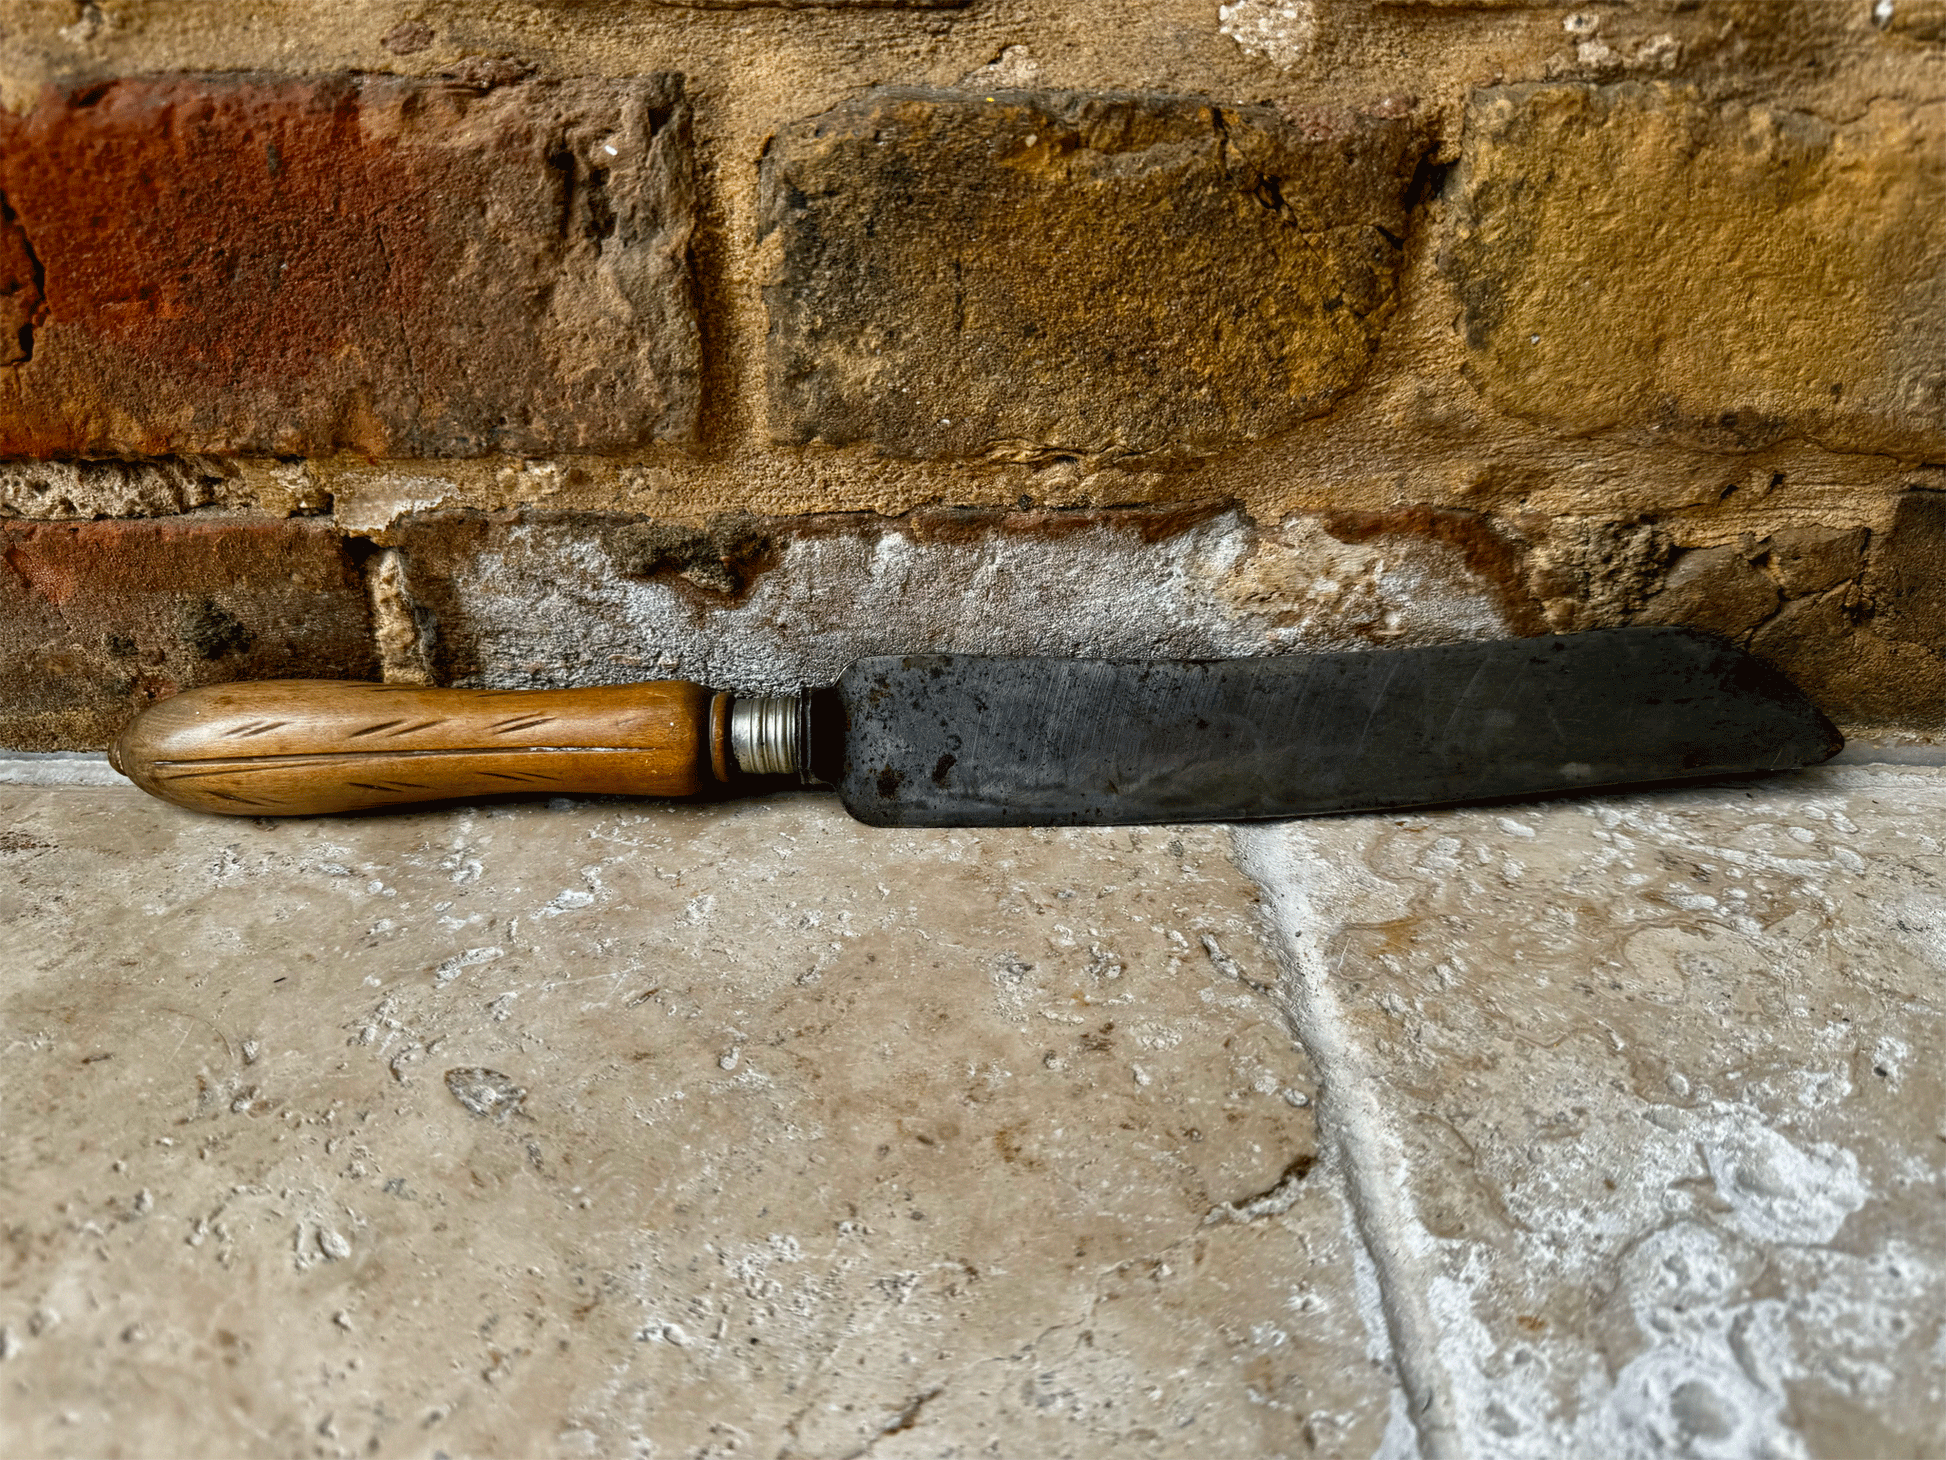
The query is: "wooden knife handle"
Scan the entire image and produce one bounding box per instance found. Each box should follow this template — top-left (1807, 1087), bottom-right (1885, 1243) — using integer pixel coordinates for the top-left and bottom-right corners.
top-left (111, 679), bottom-right (731, 816)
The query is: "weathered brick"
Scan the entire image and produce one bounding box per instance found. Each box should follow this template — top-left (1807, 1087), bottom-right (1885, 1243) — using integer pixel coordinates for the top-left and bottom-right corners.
top-left (390, 505), bottom-right (1270, 692)
top-left (1635, 544), bottom-right (1781, 640)
top-left (0, 195), bottom-right (42, 366)
top-left (0, 72), bottom-right (698, 457)
top-left (1735, 493), bottom-right (1946, 734)
top-left (1750, 589), bottom-right (1946, 737)
top-left (1443, 83), bottom-right (1946, 457)
top-left (1760, 525), bottom-right (1869, 599)
top-left (1862, 489), bottom-right (1946, 646)
top-left (761, 88), bottom-right (1427, 461)
top-left (0, 517), bottom-right (376, 748)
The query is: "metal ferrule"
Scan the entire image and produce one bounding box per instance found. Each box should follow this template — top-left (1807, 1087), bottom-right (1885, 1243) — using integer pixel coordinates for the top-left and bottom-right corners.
top-left (730, 694), bottom-right (802, 776)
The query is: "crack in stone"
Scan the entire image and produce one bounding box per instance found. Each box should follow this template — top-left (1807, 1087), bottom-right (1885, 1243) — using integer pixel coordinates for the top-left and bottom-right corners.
top-left (1203, 1153), bottom-right (1317, 1226)
top-left (841, 1385), bottom-right (943, 1458)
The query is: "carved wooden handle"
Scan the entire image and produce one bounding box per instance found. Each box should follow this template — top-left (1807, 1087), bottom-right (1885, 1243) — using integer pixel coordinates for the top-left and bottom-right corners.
top-left (111, 679), bottom-right (730, 816)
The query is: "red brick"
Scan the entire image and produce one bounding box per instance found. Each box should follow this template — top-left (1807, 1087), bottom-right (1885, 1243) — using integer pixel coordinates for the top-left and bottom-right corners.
top-left (0, 72), bottom-right (699, 457)
top-left (0, 193), bottom-right (42, 366)
top-left (0, 516), bottom-right (376, 749)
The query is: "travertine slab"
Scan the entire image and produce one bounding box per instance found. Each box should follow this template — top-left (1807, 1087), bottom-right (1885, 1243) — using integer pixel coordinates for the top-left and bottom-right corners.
top-left (1239, 766), bottom-right (1946, 1458)
top-left (0, 788), bottom-right (1392, 1458)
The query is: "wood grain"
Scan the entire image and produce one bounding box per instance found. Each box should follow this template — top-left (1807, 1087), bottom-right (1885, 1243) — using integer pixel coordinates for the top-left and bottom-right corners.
top-left (111, 680), bottom-right (718, 815)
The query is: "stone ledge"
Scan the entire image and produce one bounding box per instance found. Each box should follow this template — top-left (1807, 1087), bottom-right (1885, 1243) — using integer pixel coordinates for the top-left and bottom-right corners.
top-left (1241, 765), bottom-right (1946, 1456)
top-left (0, 788), bottom-right (1393, 1457)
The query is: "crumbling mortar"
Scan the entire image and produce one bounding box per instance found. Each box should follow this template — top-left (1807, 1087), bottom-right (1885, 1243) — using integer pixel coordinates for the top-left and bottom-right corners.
top-left (0, 457), bottom-right (237, 519)
top-left (365, 546), bottom-right (435, 685)
top-left (388, 495), bottom-right (1242, 571)
top-left (38, 429), bottom-right (1923, 528)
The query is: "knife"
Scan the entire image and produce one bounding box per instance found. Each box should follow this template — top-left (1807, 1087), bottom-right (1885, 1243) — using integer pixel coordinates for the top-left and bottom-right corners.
top-left (110, 626), bottom-right (1841, 824)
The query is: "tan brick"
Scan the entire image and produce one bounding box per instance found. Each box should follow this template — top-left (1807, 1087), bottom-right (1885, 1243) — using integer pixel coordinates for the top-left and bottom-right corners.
top-left (1749, 595), bottom-right (1946, 738)
top-left (1635, 545), bottom-right (1780, 640)
top-left (1742, 492), bottom-right (1946, 735)
top-left (1861, 488), bottom-right (1946, 645)
top-left (0, 517), bottom-right (376, 748)
top-left (1443, 83), bottom-right (1946, 457)
top-left (0, 72), bottom-right (698, 457)
top-left (1760, 526), bottom-right (1869, 599)
top-left (762, 88), bottom-right (1427, 461)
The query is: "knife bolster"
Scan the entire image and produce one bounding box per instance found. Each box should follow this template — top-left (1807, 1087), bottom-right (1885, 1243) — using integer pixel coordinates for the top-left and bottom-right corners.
top-left (729, 694), bottom-right (803, 776)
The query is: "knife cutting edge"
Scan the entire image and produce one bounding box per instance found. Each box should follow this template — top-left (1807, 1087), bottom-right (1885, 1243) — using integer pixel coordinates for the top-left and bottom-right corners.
top-left (110, 626), bottom-right (1842, 825)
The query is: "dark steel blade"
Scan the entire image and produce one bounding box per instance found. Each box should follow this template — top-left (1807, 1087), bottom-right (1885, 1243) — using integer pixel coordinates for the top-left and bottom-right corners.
top-left (816, 627), bottom-right (1843, 828)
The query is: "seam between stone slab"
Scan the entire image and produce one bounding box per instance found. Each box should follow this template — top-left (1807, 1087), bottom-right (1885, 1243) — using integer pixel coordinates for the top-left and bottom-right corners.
top-left (1231, 822), bottom-right (1460, 1460)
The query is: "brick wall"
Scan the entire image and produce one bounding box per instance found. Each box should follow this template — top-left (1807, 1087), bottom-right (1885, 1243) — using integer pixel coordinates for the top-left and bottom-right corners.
top-left (2, 1), bottom-right (1942, 749)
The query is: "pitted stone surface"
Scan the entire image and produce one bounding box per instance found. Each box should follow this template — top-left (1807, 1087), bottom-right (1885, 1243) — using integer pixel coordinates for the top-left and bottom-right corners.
top-left (1444, 82), bottom-right (1946, 458)
top-left (0, 72), bottom-right (699, 457)
top-left (1239, 766), bottom-right (1946, 1458)
top-left (0, 788), bottom-right (1394, 1458)
top-left (761, 87), bottom-right (1426, 461)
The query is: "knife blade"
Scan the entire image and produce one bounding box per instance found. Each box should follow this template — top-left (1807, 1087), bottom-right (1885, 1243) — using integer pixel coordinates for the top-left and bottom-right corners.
top-left (111, 626), bottom-right (1841, 823)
